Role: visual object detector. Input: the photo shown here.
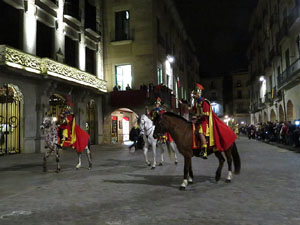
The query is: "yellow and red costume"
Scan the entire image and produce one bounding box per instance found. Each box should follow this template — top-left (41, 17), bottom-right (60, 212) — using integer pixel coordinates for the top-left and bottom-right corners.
top-left (59, 114), bottom-right (90, 153)
top-left (191, 84), bottom-right (236, 151)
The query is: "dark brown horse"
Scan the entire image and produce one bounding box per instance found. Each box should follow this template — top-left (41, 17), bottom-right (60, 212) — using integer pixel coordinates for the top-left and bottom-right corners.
top-left (153, 112), bottom-right (241, 190)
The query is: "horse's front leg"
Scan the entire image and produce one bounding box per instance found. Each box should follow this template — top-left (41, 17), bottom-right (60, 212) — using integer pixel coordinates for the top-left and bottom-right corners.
top-left (188, 159), bottom-right (194, 184)
top-left (180, 156), bottom-right (191, 190)
top-left (86, 146), bottom-right (92, 170)
top-left (43, 147), bottom-right (52, 172)
top-left (214, 151), bottom-right (225, 182)
top-left (158, 143), bottom-right (165, 166)
top-left (76, 152), bottom-right (82, 169)
top-left (151, 141), bottom-right (157, 169)
top-left (55, 147), bottom-right (61, 173)
top-left (224, 149), bottom-right (233, 183)
top-left (143, 141), bottom-right (151, 166)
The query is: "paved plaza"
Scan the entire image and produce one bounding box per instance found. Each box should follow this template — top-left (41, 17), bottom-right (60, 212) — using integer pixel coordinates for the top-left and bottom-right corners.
top-left (1, 137), bottom-right (300, 225)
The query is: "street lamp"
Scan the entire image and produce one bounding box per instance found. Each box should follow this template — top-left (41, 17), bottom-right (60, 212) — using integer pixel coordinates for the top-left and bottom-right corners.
top-left (167, 55), bottom-right (175, 63)
top-left (259, 76), bottom-right (265, 82)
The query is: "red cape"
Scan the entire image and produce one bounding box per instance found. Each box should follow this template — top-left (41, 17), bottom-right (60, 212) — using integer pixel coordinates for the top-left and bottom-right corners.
top-left (73, 124), bottom-right (90, 152)
top-left (212, 111), bottom-right (236, 151)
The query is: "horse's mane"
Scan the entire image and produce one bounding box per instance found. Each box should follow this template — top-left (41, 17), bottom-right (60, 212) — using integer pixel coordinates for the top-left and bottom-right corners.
top-left (163, 112), bottom-right (190, 124)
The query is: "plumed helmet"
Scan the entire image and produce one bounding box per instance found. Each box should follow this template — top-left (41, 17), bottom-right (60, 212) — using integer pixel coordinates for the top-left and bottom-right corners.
top-left (196, 83), bottom-right (204, 90)
top-left (155, 97), bottom-right (162, 105)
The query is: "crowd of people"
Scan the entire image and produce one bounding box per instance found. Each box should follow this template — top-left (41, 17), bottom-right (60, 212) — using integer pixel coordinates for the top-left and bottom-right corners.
top-left (239, 121), bottom-right (300, 148)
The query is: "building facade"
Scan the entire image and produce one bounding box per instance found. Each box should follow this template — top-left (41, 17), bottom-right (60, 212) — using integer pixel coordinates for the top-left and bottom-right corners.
top-left (248, 0), bottom-right (300, 124)
top-left (0, 0), bottom-right (107, 155)
top-left (231, 70), bottom-right (250, 125)
top-left (199, 76), bottom-right (224, 118)
top-left (102, 0), bottom-right (200, 143)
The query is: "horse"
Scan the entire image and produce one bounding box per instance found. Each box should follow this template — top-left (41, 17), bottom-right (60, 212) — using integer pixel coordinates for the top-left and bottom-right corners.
top-left (139, 114), bottom-right (178, 169)
top-left (40, 116), bottom-right (92, 173)
top-left (153, 112), bottom-right (241, 190)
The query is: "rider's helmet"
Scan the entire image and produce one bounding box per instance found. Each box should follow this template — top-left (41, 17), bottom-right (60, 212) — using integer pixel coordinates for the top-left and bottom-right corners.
top-left (154, 97), bottom-right (162, 107)
top-left (195, 83), bottom-right (204, 97)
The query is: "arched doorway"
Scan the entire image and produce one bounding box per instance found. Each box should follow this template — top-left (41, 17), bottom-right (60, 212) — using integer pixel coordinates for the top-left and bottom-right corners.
top-left (86, 100), bottom-right (96, 144)
top-left (279, 104), bottom-right (284, 122)
top-left (104, 108), bottom-right (139, 144)
top-left (270, 109), bottom-right (276, 122)
top-left (49, 94), bottom-right (66, 119)
top-left (286, 100), bottom-right (295, 122)
top-left (0, 84), bottom-right (23, 155)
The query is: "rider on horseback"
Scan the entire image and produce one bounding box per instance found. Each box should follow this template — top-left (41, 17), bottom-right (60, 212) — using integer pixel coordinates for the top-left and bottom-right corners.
top-left (190, 83), bottom-right (211, 159)
top-left (149, 97), bottom-right (172, 143)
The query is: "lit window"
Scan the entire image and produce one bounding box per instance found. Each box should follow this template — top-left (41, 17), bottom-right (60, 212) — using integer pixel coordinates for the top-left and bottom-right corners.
top-left (115, 65), bottom-right (132, 90)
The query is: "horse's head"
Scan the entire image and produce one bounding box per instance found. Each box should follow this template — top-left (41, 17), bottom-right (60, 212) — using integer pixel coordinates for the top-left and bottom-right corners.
top-left (153, 113), bottom-right (166, 139)
top-left (139, 114), bottom-right (149, 135)
top-left (40, 116), bottom-right (54, 129)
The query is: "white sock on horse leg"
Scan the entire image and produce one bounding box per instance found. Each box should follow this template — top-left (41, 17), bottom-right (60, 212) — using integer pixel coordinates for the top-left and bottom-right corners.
top-left (227, 171), bottom-right (232, 181)
top-left (180, 179), bottom-right (188, 188)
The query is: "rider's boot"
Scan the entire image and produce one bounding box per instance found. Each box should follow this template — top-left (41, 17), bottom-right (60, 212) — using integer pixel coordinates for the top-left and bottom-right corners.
top-left (199, 144), bottom-right (208, 159)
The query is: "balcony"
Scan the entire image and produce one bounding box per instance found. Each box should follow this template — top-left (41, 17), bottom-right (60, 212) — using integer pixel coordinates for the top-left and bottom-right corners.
top-left (0, 45), bottom-right (107, 92)
top-left (288, 5), bottom-right (300, 30)
top-left (264, 92), bottom-right (273, 106)
top-left (278, 58), bottom-right (300, 89)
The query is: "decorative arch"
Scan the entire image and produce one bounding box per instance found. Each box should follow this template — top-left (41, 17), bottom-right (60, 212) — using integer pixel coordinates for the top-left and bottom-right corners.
top-left (286, 100), bottom-right (295, 122)
top-left (279, 104), bottom-right (284, 122)
top-left (270, 109), bottom-right (276, 122)
top-left (264, 111), bottom-right (268, 122)
top-left (0, 84), bottom-right (23, 154)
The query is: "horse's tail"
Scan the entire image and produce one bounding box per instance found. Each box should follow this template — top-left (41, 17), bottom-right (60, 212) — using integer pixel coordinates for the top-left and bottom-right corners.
top-left (231, 142), bottom-right (241, 174)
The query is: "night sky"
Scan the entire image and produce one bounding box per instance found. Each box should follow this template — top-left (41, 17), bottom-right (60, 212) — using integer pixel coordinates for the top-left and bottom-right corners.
top-left (175, 0), bottom-right (258, 75)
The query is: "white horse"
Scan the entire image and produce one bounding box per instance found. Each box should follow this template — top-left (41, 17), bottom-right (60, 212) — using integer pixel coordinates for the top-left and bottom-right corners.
top-left (139, 114), bottom-right (178, 169)
top-left (40, 116), bottom-right (92, 172)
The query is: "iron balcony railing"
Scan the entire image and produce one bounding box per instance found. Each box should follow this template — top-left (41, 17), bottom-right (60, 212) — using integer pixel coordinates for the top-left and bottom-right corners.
top-left (278, 58), bottom-right (300, 89)
top-left (0, 45), bottom-right (107, 92)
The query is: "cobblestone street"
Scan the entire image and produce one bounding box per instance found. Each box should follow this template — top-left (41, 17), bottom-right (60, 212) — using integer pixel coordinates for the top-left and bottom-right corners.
top-left (1, 137), bottom-right (300, 225)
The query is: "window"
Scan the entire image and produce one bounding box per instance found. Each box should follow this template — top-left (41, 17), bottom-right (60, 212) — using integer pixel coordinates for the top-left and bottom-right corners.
top-left (237, 90), bottom-right (242, 99)
top-left (85, 0), bottom-right (96, 31)
top-left (86, 47), bottom-right (95, 75)
top-left (285, 49), bottom-right (290, 68)
top-left (236, 80), bottom-right (241, 87)
top-left (115, 65), bottom-right (132, 90)
top-left (65, 36), bottom-right (78, 68)
top-left (0, 2), bottom-right (22, 49)
top-left (157, 67), bottom-right (163, 84)
top-left (37, 21), bottom-right (54, 59)
top-left (115, 11), bottom-right (130, 41)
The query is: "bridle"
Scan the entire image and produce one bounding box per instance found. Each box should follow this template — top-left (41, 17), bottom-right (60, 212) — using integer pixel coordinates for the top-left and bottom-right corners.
top-left (140, 116), bottom-right (154, 138)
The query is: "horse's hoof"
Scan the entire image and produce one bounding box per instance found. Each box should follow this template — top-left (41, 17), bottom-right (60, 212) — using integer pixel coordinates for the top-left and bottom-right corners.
top-left (151, 166), bottom-right (155, 170)
top-left (215, 176), bottom-right (221, 182)
top-left (55, 169), bottom-right (60, 173)
top-left (179, 186), bottom-right (186, 191)
top-left (225, 179), bottom-right (231, 183)
top-left (188, 181), bottom-right (193, 184)
top-left (43, 169), bottom-right (47, 172)
top-left (75, 167), bottom-right (80, 170)
top-left (147, 163), bottom-right (151, 167)
top-left (175, 161), bottom-right (178, 165)
top-left (158, 163), bottom-right (163, 166)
